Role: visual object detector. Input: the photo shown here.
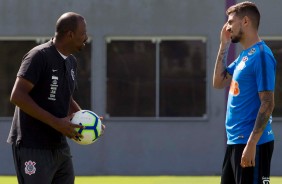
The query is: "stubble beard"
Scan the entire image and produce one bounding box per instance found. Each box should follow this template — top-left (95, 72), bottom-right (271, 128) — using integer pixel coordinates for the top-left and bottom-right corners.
top-left (231, 28), bottom-right (243, 43)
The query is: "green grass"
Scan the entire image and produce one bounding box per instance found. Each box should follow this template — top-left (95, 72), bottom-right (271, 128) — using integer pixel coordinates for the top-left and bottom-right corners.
top-left (1, 176), bottom-right (282, 184)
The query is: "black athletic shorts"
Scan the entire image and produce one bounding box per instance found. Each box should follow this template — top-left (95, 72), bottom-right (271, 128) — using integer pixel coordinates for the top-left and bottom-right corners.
top-left (221, 140), bottom-right (274, 184)
top-left (12, 141), bottom-right (74, 184)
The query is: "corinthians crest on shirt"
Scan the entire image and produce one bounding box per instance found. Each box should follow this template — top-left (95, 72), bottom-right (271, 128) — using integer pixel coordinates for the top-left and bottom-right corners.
top-left (25, 160), bottom-right (36, 175)
top-left (237, 56), bottom-right (248, 70)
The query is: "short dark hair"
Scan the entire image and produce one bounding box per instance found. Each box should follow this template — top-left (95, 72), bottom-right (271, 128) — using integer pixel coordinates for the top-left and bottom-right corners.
top-left (55, 12), bottom-right (84, 40)
top-left (226, 1), bottom-right (260, 29)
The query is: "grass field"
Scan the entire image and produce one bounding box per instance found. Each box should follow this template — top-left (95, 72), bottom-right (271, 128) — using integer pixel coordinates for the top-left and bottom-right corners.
top-left (1, 176), bottom-right (282, 184)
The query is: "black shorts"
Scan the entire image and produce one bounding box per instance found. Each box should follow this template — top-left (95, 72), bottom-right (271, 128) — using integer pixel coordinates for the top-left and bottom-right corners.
top-left (221, 141), bottom-right (274, 184)
top-left (12, 142), bottom-right (74, 184)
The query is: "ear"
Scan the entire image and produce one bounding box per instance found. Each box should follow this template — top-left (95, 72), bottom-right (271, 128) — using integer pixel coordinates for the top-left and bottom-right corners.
top-left (67, 31), bottom-right (74, 39)
top-left (242, 16), bottom-right (249, 26)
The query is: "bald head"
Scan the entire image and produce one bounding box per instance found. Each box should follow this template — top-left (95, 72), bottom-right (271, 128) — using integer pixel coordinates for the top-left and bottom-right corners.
top-left (55, 12), bottom-right (85, 40)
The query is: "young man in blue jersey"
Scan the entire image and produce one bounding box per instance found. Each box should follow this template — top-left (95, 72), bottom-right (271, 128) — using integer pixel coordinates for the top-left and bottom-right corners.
top-left (213, 1), bottom-right (276, 184)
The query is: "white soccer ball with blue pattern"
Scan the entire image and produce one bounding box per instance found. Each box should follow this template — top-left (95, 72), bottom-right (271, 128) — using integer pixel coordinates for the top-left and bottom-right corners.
top-left (71, 110), bottom-right (102, 145)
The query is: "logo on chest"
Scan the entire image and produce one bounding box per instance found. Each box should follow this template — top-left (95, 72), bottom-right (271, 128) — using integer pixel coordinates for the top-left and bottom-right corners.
top-left (71, 69), bottom-right (75, 81)
top-left (248, 48), bottom-right (256, 55)
top-left (229, 79), bottom-right (240, 96)
top-left (237, 56), bottom-right (248, 70)
top-left (48, 75), bottom-right (58, 101)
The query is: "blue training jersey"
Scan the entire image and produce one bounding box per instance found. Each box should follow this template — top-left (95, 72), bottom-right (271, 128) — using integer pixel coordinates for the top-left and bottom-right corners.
top-left (226, 41), bottom-right (276, 145)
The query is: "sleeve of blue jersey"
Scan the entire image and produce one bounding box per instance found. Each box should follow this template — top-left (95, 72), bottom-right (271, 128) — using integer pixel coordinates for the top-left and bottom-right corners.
top-left (255, 52), bottom-right (276, 92)
top-left (226, 57), bottom-right (239, 75)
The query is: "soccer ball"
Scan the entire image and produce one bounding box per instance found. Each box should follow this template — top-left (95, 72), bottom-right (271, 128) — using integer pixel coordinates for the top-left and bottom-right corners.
top-left (71, 110), bottom-right (102, 145)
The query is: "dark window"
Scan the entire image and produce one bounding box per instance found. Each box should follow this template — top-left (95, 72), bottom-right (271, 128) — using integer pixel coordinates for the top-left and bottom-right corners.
top-left (106, 38), bottom-right (207, 118)
top-left (73, 42), bottom-right (91, 110)
top-left (106, 41), bottom-right (156, 117)
top-left (265, 40), bottom-right (282, 117)
top-left (160, 40), bottom-right (206, 117)
top-left (0, 39), bottom-right (91, 117)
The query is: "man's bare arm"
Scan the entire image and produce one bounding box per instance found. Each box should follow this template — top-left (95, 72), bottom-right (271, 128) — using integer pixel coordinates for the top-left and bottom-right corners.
top-left (213, 44), bottom-right (232, 89)
top-left (10, 77), bottom-right (83, 140)
top-left (213, 23), bottom-right (232, 89)
top-left (241, 91), bottom-right (274, 167)
top-left (248, 91), bottom-right (274, 145)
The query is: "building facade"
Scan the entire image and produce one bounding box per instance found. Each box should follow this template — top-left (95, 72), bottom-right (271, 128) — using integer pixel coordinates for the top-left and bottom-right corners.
top-left (0, 0), bottom-right (282, 176)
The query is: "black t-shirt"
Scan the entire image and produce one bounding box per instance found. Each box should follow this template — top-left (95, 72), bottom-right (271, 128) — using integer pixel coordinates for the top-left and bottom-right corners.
top-left (7, 40), bottom-right (78, 149)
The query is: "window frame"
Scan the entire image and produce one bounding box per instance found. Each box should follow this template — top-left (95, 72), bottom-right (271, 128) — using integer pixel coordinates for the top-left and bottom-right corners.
top-left (105, 36), bottom-right (208, 121)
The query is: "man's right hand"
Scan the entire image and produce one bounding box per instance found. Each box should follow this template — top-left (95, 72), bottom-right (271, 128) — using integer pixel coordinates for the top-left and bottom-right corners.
top-left (220, 22), bottom-right (231, 46)
top-left (55, 115), bottom-right (85, 141)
